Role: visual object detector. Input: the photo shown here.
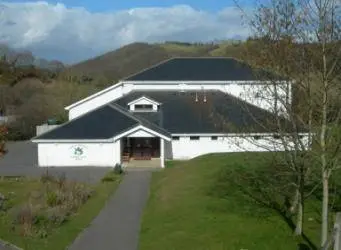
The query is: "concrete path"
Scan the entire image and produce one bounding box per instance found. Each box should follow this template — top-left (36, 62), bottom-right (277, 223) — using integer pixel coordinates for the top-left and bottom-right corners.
top-left (69, 170), bottom-right (152, 250)
top-left (0, 239), bottom-right (21, 250)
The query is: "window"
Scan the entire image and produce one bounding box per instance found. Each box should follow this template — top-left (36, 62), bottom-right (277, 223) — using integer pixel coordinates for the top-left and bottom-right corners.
top-left (211, 136), bottom-right (218, 140)
top-left (135, 104), bottom-right (153, 111)
top-left (190, 136), bottom-right (200, 140)
top-left (172, 136), bottom-right (180, 140)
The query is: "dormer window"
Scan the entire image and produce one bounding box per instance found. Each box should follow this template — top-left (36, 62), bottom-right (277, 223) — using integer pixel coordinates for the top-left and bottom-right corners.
top-left (128, 96), bottom-right (160, 112)
top-left (135, 104), bottom-right (153, 111)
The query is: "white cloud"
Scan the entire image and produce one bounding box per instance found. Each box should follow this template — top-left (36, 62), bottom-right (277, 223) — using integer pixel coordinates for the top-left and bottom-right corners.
top-left (0, 1), bottom-right (251, 63)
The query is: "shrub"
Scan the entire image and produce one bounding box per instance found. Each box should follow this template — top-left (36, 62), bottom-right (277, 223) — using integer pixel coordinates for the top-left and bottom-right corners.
top-left (114, 163), bottom-right (124, 175)
top-left (56, 173), bottom-right (66, 189)
top-left (101, 164), bottom-right (123, 182)
top-left (73, 184), bottom-right (93, 204)
top-left (64, 183), bottom-right (93, 212)
top-left (36, 228), bottom-right (48, 238)
top-left (46, 206), bottom-right (68, 226)
top-left (10, 177), bottom-right (95, 238)
top-left (102, 171), bottom-right (121, 183)
top-left (33, 213), bottom-right (49, 227)
top-left (11, 204), bottom-right (35, 226)
top-left (6, 125), bottom-right (29, 141)
top-left (46, 191), bottom-right (59, 207)
top-left (11, 204), bottom-right (39, 236)
top-left (40, 172), bottom-right (56, 184)
top-left (0, 192), bottom-right (12, 212)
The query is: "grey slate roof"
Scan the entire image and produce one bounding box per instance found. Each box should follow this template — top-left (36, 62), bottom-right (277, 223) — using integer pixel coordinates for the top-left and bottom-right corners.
top-left (124, 57), bottom-right (282, 82)
top-left (109, 103), bottom-right (171, 138)
top-left (114, 91), bottom-right (285, 134)
top-left (34, 104), bottom-right (170, 140)
top-left (34, 88), bottom-right (293, 141)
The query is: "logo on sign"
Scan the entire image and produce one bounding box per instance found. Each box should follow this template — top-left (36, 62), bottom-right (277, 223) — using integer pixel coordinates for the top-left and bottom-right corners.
top-left (70, 145), bottom-right (86, 160)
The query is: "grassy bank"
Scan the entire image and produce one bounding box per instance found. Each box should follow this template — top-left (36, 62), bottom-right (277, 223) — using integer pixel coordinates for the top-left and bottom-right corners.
top-left (139, 153), bottom-right (321, 250)
top-left (0, 171), bottom-right (122, 250)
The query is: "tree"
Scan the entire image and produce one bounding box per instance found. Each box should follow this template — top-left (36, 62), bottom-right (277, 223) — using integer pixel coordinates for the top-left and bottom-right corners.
top-left (234, 0), bottom-right (341, 246)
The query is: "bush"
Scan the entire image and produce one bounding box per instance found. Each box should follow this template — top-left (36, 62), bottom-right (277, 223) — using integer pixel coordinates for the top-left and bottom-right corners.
top-left (11, 204), bottom-right (38, 236)
top-left (101, 175), bottom-right (116, 182)
top-left (10, 176), bottom-right (95, 238)
top-left (46, 206), bottom-right (68, 226)
top-left (101, 166), bottom-right (123, 182)
top-left (114, 163), bottom-right (124, 175)
top-left (73, 184), bottom-right (93, 204)
top-left (40, 172), bottom-right (56, 183)
top-left (55, 172), bottom-right (66, 189)
top-left (6, 124), bottom-right (30, 141)
top-left (0, 192), bottom-right (12, 212)
top-left (46, 191), bottom-right (59, 207)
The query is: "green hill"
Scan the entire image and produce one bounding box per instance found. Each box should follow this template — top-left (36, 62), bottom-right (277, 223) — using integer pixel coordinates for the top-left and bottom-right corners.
top-left (62, 41), bottom-right (247, 86)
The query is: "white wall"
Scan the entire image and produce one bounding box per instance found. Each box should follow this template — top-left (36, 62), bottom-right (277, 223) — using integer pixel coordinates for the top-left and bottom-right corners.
top-left (223, 83), bottom-right (290, 115)
top-left (38, 141), bottom-right (121, 167)
top-left (165, 135), bottom-right (309, 160)
top-left (127, 129), bottom-right (155, 137)
top-left (67, 81), bottom-right (291, 120)
top-left (68, 84), bottom-right (126, 120)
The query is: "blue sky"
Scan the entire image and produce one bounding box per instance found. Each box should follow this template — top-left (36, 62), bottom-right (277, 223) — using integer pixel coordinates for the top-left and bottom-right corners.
top-left (1, 1), bottom-right (252, 63)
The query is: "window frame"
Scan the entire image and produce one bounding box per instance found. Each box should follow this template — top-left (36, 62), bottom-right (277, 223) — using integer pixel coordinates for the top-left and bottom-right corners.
top-left (134, 104), bottom-right (153, 111)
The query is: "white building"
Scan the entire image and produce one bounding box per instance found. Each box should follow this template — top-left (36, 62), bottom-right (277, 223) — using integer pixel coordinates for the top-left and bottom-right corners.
top-left (32, 57), bottom-right (304, 168)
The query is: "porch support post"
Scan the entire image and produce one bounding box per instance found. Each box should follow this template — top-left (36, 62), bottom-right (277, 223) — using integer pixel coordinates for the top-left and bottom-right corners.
top-left (160, 138), bottom-right (165, 168)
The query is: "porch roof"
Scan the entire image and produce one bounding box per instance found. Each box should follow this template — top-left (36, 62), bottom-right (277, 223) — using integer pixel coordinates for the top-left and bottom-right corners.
top-left (32, 103), bottom-right (170, 141)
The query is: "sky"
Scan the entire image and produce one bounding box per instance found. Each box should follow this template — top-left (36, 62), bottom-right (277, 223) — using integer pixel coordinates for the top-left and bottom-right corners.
top-left (0, 0), bottom-right (253, 63)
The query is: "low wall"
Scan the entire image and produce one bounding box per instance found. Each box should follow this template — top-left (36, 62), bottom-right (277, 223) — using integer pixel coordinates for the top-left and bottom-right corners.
top-left (36, 124), bottom-right (60, 136)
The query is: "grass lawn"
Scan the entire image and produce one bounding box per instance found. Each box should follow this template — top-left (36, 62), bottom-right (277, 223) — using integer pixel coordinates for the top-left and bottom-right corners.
top-left (0, 171), bottom-right (122, 250)
top-left (140, 153), bottom-right (322, 250)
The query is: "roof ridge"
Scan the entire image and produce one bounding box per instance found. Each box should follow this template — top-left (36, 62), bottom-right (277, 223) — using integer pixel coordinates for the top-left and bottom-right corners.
top-left (120, 57), bottom-right (175, 81)
top-left (108, 103), bottom-right (141, 123)
top-left (108, 103), bottom-right (171, 136)
top-left (169, 56), bottom-right (239, 59)
top-left (121, 57), bottom-right (250, 82)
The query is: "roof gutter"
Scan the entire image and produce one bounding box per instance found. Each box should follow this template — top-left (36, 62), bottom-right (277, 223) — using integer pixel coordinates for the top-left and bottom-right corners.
top-left (31, 139), bottom-right (114, 143)
top-left (121, 80), bottom-right (290, 85)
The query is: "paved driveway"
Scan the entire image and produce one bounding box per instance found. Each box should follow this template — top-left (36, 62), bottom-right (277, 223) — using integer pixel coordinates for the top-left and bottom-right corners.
top-left (0, 141), bottom-right (111, 183)
top-left (69, 170), bottom-right (152, 250)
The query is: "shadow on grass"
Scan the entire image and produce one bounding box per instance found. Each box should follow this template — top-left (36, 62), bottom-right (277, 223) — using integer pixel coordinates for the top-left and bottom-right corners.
top-left (208, 164), bottom-right (318, 250)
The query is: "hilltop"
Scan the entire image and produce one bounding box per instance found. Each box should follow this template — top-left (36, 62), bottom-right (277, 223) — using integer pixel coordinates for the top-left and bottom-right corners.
top-left (62, 41), bottom-right (246, 86)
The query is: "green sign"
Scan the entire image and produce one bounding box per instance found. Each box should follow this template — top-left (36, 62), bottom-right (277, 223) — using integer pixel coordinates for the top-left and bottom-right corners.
top-left (70, 145), bottom-right (86, 160)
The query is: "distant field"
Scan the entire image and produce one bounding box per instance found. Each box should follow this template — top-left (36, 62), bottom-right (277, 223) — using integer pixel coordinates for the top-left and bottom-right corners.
top-left (139, 153), bottom-right (321, 250)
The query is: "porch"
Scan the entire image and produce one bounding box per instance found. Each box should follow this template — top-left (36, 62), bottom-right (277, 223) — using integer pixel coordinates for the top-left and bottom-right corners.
top-left (121, 137), bottom-right (165, 168)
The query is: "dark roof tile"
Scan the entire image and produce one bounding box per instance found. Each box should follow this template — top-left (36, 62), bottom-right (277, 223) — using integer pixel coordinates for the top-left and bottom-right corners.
top-left (124, 57), bottom-right (283, 81)
top-left (35, 105), bottom-right (139, 140)
top-left (114, 90), bottom-right (285, 133)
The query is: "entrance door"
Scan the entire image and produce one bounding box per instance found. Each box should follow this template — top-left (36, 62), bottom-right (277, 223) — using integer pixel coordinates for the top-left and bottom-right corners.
top-left (122, 137), bottom-right (160, 160)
